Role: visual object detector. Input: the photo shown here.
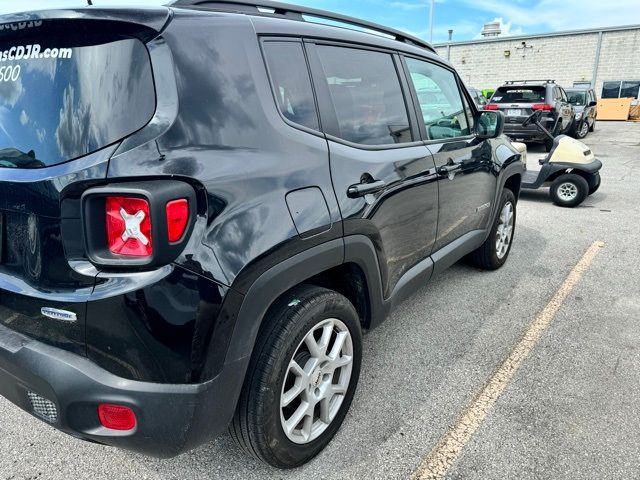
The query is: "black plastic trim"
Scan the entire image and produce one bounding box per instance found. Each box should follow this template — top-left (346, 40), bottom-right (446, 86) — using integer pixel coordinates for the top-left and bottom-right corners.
top-left (0, 321), bottom-right (245, 458)
top-left (81, 180), bottom-right (197, 269)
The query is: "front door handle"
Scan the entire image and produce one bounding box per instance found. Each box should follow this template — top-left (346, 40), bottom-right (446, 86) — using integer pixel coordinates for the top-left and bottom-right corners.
top-left (347, 180), bottom-right (386, 198)
top-left (437, 163), bottom-right (462, 176)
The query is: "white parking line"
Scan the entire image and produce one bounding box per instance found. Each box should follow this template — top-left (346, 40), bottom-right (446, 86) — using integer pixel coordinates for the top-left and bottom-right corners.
top-left (412, 240), bottom-right (606, 480)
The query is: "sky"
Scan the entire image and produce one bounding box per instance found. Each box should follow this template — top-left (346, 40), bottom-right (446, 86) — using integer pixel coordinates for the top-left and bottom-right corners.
top-left (1, 0), bottom-right (639, 43)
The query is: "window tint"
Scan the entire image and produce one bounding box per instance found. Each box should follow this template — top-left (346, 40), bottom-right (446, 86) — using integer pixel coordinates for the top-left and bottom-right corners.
top-left (315, 45), bottom-right (411, 146)
top-left (567, 91), bottom-right (587, 106)
top-left (491, 86), bottom-right (545, 103)
top-left (263, 41), bottom-right (319, 131)
top-left (405, 58), bottom-right (470, 140)
top-left (0, 36), bottom-right (155, 169)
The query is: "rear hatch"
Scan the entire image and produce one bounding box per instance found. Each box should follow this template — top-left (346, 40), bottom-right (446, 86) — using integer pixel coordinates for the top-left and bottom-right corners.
top-left (489, 86), bottom-right (549, 125)
top-left (0, 9), bottom-right (166, 355)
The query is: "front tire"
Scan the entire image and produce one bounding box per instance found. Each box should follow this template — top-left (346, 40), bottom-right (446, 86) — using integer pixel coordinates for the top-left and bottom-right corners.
top-left (550, 173), bottom-right (588, 207)
top-left (230, 285), bottom-right (362, 469)
top-left (468, 188), bottom-right (516, 270)
top-left (575, 120), bottom-right (589, 139)
top-left (589, 172), bottom-right (601, 195)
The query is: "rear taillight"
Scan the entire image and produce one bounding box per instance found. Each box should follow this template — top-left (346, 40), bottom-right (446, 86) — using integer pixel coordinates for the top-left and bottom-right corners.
top-left (532, 103), bottom-right (553, 111)
top-left (484, 104), bottom-right (499, 110)
top-left (166, 199), bottom-right (189, 243)
top-left (82, 181), bottom-right (196, 268)
top-left (106, 196), bottom-right (153, 257)
top-left (98, 404), bottom-right (137, 431)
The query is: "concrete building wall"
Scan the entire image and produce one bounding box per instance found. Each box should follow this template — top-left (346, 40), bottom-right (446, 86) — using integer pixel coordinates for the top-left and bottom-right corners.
top-left (433, 26), bottom-right (640, 97)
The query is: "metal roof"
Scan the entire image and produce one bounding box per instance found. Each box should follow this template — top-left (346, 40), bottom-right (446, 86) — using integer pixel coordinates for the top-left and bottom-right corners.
top-left (434, 23), bottom-right (640, 48)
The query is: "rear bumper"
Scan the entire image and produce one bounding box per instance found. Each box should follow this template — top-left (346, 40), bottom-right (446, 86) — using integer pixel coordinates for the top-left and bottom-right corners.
top-left (0, 322), bottom-right (246, 458)
top-left (503, 123), bottom-right (547, 141)
top-left (504, 116), bottom-right (557, 141)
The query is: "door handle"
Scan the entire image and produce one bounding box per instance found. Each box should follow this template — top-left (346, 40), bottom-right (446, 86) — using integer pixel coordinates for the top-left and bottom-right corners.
top-left (347, 180), bottom-right (386, 198)
top-left (437, 163), bottom-right (461, 176)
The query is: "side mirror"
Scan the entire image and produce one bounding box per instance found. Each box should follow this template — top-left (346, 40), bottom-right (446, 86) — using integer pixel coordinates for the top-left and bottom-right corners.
top-left (589, 100), bottom-right (598, 107)
top-left (476, 110), bottom-right (505, 139)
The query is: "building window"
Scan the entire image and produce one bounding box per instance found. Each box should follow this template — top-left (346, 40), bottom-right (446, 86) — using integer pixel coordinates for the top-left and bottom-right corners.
top-left (602, 80), bottom-right (640, 100)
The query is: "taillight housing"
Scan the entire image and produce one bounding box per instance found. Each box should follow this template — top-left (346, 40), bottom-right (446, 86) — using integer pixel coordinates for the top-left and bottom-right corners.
top-left (484, 104), bottom-right (499, 110)
top-left (532, 103), bottom-right (554, 111)
top-left (82, 181), bottom-right (196, 269)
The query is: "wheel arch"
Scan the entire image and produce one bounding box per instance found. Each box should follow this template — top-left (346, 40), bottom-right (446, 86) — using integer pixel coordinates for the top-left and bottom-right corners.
top-left (216, 237), bottom-right (386, 369)
top-left (503, 173), bottom-right (522, 202)
top-left (545, 165), bottom-right (594, 184)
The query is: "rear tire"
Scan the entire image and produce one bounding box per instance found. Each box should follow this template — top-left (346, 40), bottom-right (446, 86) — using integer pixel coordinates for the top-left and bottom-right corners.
top-left (230, 285), bottom-right (362, 469)
top-left (550, 173), bottom-right (588, 207)
top-left (468, 188), bottom-right (516, 270)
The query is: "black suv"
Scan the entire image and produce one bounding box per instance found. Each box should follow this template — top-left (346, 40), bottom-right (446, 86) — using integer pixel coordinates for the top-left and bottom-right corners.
top-left (487, 80), bottom-right (575, 151)
top-left (0, 1), bottom-right (524, 469)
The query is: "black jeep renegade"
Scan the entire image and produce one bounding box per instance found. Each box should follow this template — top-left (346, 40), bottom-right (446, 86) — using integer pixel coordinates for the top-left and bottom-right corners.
top-left (0, 0), bottom-right (523, 469)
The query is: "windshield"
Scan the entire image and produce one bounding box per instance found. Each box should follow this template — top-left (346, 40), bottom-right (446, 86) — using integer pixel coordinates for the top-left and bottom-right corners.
top-left (492, 87), bottom-right (545, 103)
top-left (0, 35), bottom-right (155, 169)
top-left (567, 91), bottom-right (587, 106)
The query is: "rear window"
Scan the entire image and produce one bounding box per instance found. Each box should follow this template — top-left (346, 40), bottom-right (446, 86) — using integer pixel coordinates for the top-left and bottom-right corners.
top-left (492, 87), bottom-right (545, 103)
top-left (0, 36), bottom-right (155, 169)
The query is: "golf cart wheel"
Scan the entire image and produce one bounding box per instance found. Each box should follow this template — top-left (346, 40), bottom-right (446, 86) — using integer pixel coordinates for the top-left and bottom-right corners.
top-left (230, 285), bottom-right (362, 469)
top-left (468, 188), bottom-right (516, 270)
top-left (589, 172), bottom-right (601, 195)
top-left (575, 120), bottom-right (589, 139)
top-left (550, 173), bottom-right (589, 207)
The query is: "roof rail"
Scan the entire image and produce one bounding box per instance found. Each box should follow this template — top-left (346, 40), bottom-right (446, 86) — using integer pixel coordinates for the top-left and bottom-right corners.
top-left (504, 79), bottom-right (556, 85)
top-left (168, 0), bottom-right (436, 53)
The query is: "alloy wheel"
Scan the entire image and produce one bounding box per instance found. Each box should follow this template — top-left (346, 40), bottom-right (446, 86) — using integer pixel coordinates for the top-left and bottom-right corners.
top-left (280, 318), bottom-right (354, 444)
top-left (579, 121), bottom-right (589, 138)
top-left (495, 201), bottom-right (514, 259)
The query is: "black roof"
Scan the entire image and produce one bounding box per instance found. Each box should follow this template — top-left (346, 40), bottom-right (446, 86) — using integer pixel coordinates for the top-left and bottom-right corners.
top-left (169, 0), bottom-right (436, 54)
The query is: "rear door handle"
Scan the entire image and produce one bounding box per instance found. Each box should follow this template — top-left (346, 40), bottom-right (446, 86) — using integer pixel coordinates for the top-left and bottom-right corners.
top-left (347, 180), bottom-right (386, 198)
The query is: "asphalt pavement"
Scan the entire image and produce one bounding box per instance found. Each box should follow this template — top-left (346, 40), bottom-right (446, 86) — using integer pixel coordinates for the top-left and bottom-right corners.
top-left (1, 121), bottom-right (639, 480)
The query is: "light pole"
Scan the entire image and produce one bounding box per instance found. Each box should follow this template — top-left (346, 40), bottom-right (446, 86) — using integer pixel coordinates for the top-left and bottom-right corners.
top-left (428, 0), bottom-right (435, 43)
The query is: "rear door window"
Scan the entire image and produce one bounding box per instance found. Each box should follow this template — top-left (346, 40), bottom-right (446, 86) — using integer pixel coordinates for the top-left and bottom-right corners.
top-left (0, 36), bottom-right (155, 169)
top-left (314, 45), bottom-right (412, 146)
top-left (492, 87), bottom-right (545, 103)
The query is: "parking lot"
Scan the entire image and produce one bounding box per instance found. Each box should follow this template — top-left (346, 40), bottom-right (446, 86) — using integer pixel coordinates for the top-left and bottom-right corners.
top-left (1, 121), bottom-right (638, 480)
